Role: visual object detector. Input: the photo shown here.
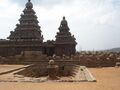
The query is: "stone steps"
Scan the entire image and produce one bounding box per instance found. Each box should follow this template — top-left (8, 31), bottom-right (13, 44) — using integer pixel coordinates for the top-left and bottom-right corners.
top-left (72, 66), bottom-right (96, 82)
top-left (80, 66), bottom-right (96, 82)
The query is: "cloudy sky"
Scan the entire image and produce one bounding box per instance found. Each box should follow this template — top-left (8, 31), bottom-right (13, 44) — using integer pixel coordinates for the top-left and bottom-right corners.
top-left (0, 0), bottom-right (120, 51)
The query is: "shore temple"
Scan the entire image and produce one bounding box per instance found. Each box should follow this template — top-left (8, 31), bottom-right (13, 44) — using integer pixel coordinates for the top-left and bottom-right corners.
top-left (0, 0), bottom-right (77, 57)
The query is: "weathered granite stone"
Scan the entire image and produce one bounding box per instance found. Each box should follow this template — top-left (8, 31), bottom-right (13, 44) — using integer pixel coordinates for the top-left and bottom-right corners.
top-left (47, 60), bottom-right (59, 80)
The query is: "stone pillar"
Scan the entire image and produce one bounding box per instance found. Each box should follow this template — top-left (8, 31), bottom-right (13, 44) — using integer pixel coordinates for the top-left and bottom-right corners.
top-left (47, 60), bottom-right (59, 80)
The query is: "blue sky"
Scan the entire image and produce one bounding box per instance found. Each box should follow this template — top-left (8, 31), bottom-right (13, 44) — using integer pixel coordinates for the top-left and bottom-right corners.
top-left (0, 0), bottom-right (120, 51)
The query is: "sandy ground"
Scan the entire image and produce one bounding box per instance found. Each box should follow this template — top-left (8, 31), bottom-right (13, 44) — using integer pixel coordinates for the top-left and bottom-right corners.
top-left (0, 65), bottom-right (120, 90)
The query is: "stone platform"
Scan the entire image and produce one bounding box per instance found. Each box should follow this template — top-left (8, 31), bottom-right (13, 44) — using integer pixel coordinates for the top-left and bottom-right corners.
top-left (0, 65), bottom-right (96, 82)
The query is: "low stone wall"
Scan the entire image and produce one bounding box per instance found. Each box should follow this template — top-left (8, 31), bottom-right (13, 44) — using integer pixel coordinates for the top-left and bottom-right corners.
top-left (0, 51), bottom-right (120, 67)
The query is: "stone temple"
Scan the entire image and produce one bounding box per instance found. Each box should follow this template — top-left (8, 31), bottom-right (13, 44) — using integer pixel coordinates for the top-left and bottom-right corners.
top-left (0, 0), bottom-right (77, 57)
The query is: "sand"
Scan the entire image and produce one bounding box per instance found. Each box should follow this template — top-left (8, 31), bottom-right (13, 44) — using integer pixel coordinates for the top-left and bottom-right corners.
top-left (0, 65), bottom-right (120, 90)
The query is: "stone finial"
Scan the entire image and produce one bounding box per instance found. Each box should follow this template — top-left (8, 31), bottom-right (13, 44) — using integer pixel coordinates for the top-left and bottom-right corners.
top-left (49, 60), bottom-right (55, 65)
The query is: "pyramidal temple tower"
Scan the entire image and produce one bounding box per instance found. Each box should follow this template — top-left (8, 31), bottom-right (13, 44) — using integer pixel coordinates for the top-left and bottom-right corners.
top-left (55, 16), bottom-right (77, 56)
top-left (8, 0), bottom-right (43, 42)
top-left (0, 0), bottom-right (44, 56)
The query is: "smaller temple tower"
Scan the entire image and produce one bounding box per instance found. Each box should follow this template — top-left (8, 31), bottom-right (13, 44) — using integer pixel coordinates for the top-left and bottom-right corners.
top-left (55, 16), bottom-right (77, 56)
